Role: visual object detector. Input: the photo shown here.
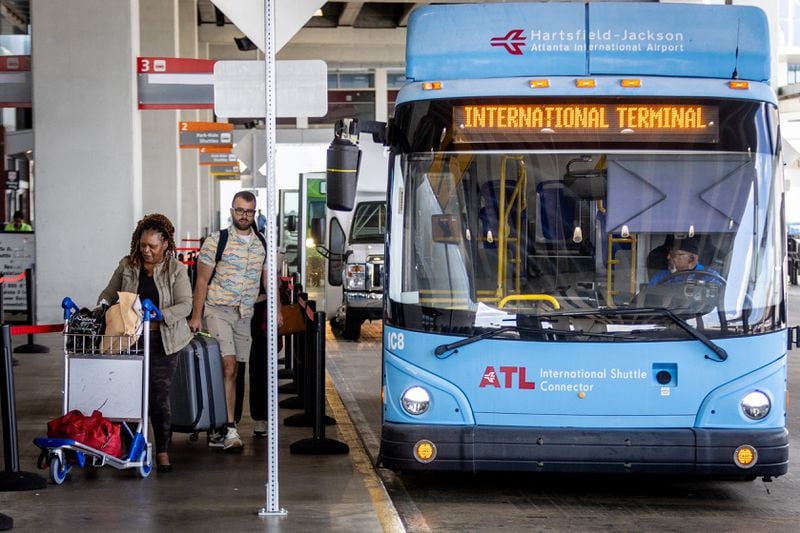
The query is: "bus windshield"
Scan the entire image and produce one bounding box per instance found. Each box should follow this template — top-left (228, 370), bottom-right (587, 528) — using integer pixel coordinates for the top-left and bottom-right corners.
top-left (387, 98), bottom-right (784, 339)
top-left (350, 201), bottom-right (387, 244)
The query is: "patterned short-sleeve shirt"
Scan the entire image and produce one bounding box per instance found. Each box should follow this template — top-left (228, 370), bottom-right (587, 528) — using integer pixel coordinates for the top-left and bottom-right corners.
top-left (198, 226), bottom-right (265, 318)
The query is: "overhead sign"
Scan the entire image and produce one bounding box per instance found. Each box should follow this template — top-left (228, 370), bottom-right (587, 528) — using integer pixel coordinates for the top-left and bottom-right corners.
top-left (0, 55), bottom-right (31, 108)
top-left (138, 57), bottom-right (215, 110)
top-left (210, 164), bottom-right (240, 176)
top-left (213, 60), bottom-right (327, 118)
top-left (199, 146), bottom-right (238, 165)
top-left (179, 121), bottom-right (233, 148)
top-left (139, 57), bottom-right (328, 117)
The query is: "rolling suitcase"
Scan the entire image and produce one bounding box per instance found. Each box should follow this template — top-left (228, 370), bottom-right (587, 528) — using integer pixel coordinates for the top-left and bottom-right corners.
top-left (169, 335), bottom-right (227, 437)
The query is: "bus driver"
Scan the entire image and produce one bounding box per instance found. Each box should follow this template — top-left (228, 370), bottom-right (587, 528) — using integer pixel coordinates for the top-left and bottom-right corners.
top-left (647, 237), bottom-right (716, 286)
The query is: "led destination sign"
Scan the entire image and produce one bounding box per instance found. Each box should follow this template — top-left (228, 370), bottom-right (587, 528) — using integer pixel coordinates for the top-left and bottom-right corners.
top-left (453, 103), bottom-right (718, 143)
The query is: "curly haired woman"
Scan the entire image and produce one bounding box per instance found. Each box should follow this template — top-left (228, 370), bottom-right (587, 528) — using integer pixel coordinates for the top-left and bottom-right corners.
top-left (98, 214), bottom-right (193, 473)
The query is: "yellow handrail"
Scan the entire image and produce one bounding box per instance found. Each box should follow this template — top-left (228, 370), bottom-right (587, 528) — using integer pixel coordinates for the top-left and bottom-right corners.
top-left (498, 294), bottom-right (560, 310)
top-left (495, 156), bottom-right (527, 300)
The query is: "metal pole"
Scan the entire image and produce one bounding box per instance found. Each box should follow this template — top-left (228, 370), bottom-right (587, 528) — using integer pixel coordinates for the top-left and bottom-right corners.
top-left (288, 310), bottom-right (348, 455)
top-left (0, 325), bottom-right (17, 473)
top-left (0, 323), bottom-right (46, 490)
top-left (313, 311), bottom-right (325, 441)
top-left (260, 0), bottom-right (286, 517)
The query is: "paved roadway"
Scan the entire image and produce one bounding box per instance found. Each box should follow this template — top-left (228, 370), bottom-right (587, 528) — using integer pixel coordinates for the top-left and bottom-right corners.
top-left (326, 286), bottom-right (800, 533)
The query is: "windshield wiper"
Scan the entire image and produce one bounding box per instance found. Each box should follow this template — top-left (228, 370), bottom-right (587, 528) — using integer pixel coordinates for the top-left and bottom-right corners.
top-left (432, 307), bottom-right (728, 362)
top-left (634, 307), bottom-right (728, 361)
top-left (546, 306), bottom-right (728, 362)
top-left (434, 326), bottom-right (516, 356)
top-left (432, 325), bottom-right (637, 357)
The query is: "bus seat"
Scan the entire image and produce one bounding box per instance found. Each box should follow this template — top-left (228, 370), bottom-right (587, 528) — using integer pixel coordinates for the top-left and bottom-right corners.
top-left (536, 181), bottom-right (577, 242)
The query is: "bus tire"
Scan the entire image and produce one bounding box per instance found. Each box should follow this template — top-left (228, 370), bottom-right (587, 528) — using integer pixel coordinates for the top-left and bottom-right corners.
top-left (343, 314), bottom-right (362, 341)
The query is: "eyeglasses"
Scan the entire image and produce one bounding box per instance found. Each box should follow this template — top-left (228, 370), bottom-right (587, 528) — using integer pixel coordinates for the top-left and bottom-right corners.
top-left (232, 207), bottom-right (256, 217)
top-left (669, 251), bottom-right (692, 257)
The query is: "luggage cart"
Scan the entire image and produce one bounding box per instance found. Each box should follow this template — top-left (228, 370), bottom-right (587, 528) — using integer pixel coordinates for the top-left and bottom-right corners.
top-left (33, 297), bottom-right (162, 485)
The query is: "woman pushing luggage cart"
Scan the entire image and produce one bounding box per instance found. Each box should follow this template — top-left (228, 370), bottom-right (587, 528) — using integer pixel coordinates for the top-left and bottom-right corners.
top-left (34, 296), bottom-right (162, 484)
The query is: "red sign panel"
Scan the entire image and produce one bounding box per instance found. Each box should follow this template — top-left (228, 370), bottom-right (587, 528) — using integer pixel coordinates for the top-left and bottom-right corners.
top-left (0, 56), bottom-right (31, 71)
top-left (137, 57), bottom-right (215, 74)
top-left (138, 57), bottom-right (216, 110)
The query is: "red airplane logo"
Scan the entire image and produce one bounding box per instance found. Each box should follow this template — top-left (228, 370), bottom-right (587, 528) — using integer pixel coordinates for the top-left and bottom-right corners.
top-left (491, 29), bottom-right (526, 56)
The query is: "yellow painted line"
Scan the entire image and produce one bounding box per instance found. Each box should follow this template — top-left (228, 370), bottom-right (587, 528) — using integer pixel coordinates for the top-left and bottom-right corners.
top-left (325, 372), bottom-right (405, 533)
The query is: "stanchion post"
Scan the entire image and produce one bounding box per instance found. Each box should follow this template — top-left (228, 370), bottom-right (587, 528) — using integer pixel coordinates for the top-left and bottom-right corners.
top-left (289, 310), bottom-right (348, 455)
top-left (0, 323), bottom-right (46, 490)
top-left (14, 268), bottom-right (49, 354)
top-left (284, 299), bottom-right (330, 426)
top-left (0, 272), bottom-right (5, 325)
top-left (313, 311), bottom-right (327, 441)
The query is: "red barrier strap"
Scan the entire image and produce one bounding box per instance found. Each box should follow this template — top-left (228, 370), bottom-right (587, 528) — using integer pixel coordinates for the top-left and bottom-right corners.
top-left (0, 271), bottom-right (26, 284)
top-left (296, 296), bottom-right (315, 322)
top-left (11, 324), bottom-right (63, 336)
top-left (176, 247), bottom-right (200, 251)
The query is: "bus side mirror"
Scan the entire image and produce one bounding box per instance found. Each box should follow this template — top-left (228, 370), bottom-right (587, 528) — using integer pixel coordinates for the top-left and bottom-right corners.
top-left (311, 217), bottom-right (326, 246)
top-left (328, 218), bottom-right (347, 286)
top-left (326, 137), bottom-right (361, 212)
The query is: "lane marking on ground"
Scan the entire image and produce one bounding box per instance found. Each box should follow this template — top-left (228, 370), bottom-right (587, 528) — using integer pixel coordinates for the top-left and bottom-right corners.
top-left (326, 372), bottom-right (406, 532)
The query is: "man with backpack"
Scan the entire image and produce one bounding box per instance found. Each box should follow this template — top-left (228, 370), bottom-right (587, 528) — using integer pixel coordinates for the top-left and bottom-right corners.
top-left (188, 190), bottom-right (266, 452)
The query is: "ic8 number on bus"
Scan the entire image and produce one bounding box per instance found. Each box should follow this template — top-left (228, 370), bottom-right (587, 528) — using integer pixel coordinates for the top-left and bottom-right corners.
top-left (388, 332), bottom-right (405, 351)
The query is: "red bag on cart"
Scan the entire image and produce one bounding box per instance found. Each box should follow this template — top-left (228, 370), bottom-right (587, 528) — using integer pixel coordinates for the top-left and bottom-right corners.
top-left (83, 411), bottom-right (123, 458)
top-left (46, 410), bottom-right (123, 458)
top-left (47, 410), bottom-right (87, 442)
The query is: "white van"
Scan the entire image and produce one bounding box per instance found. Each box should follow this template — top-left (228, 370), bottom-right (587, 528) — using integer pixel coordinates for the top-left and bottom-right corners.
top-left (326, 195), bottom-right (386, 339)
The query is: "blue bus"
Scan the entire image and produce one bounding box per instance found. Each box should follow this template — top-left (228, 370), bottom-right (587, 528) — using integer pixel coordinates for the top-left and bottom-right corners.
top-left (327, 2), bottom-right (789, 478)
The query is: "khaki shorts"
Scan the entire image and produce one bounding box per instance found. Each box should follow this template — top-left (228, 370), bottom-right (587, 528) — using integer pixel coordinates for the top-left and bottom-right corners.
top-left (203, 304), bottom-right (252, 363)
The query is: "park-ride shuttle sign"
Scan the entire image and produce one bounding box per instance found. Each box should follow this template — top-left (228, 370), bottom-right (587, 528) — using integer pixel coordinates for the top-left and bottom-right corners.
top-left (199, 146), bottom-right (238, 166)
top-left (178, 121), bottom-right (233, 149)
top-left (178, 123), bottom-right (240, 178)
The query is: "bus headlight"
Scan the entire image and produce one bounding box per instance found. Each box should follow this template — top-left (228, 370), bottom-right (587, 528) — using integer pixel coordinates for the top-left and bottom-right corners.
top-left (401, 386), bottom-right (431, 415)
top-left (741, 391), bottom-right (770, 420)
top-left (345, 264), bottom-right (366, 290)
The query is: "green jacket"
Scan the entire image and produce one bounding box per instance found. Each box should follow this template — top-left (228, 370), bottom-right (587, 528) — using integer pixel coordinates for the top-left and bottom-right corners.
top-left (98, 255), bottom-right (193, 355)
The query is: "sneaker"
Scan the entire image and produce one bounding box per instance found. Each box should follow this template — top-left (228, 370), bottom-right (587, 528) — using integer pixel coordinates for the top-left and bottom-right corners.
top-left (223, 426), bottom-right (243, 452)
top-left (207, 429), bottom-right (225, 449)
top-left (253, 420), bottom-right (267, 437)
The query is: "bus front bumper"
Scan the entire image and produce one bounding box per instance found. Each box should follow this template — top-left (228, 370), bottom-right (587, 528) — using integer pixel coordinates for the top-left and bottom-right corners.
top-left (379, 423), bottom-right (789, 477)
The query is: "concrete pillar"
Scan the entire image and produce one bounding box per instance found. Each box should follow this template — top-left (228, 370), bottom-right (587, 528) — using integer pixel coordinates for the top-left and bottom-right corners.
top-left (32, 0), bottom-right (141, 323)
top-left (374, 68), bottom-right (388, 123)
top-left (179, 0), bottom-right (202, 241)
top-left (140, 0), bottom-right (181, 226)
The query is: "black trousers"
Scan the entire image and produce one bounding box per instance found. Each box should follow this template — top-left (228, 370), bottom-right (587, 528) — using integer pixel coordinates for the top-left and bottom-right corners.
top-left (148, 334), bottom-right (179, 454)
top-left (248, 300), bottom-right (268, 421)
